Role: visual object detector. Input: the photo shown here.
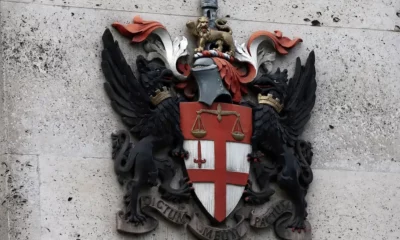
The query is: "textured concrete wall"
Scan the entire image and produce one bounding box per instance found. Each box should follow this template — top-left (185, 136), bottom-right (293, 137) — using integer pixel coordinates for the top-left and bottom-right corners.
top-left (0, 0), bottom-right (399, 239)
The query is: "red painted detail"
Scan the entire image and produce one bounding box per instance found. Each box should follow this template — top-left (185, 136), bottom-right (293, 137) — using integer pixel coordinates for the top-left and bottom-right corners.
top-left (177, 62), bottom-right (191, 77)
top-left (212, 57), bottom-right (252, 103)
top-left (112, 16), bottom-right (166, 43)
top-left (187, 170), bottom-right (248, 185)
top-left (177, 54), bottom-right (252, 102)
top-left (194, 141), bottom-right (206, 168)
top-left (180, 102), bottom-right (252, 143)
top-left (247, 30), bottom-right (303, 55)
top-left (180, 102), bottom-right (252, 222)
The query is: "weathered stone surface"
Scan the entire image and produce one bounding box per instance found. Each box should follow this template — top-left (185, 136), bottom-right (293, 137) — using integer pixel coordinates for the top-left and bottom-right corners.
top-left (307, 169), bottom-right (400, 240)
top-left (32, 0), bottom-right (399, 30)
top-left (0, 155), bottom-right (9, 240)
top-left (1, 2), bottom-right (125, 158)
top-left (1, 2), bottom-right (400, 172)
top-left (218, 0), bottom-right (399, 31)
top-left (38, 155), bottom-right (121, 239)
top-left (38, 155), bottom-right (194, 240)
top-left (0, 0), bottom-right (31, 3)
top-left (0, 16), bottom-right (6, 155)
top-left (6, 154), bottom-right (41, 240)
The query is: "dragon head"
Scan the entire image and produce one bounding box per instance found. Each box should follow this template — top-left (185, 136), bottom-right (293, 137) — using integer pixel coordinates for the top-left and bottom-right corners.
top-left (136, 55), bottom-right (174, 97)
top-left (249, 68), bottom-right (289, 101)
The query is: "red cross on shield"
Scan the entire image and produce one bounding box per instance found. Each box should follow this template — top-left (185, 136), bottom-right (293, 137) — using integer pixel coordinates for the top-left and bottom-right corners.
top-left (180, 102), bottom-right (252, 222)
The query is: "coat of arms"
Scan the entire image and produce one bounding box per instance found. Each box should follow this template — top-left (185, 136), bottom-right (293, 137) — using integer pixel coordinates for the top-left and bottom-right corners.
top-left (101, 1), bottom-right (316, 239)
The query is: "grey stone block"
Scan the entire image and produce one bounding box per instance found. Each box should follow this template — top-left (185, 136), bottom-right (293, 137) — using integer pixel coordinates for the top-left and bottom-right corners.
top-left (218, 0), bottom-right (399, 31)
top-left (37, 154), bottom-right (195, 240)
top-left (0, 155), bottom-right (9, 240)
top-left (1, 1), bottom-right (126, 158)
top-left (0, 15), bottom-right (7, 155)
top-left (307, 169), bottom-right (400, 240)
top-left (32, 0), bottom-right (399, 30)
top-left (0, 0), bottom-right (32, 3)
top-left (0, 2), bottom-right (193, 159)
top-left (38, 155), bottom-right (122, 239)
top-left (32, 0), bottom-right (202, 18)
top-left (1, 2), bottom-right (400, 173)
top-left (6, 154), bottom-right (40, 240)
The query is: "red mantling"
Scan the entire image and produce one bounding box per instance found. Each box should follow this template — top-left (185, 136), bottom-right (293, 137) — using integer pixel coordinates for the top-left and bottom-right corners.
top-left (176, 58), bottom-right (252, 103)
top-left (247, 30), bottom-right (303, 55)
top-left (112, 16), bottom-right (166, 43)
top-left (176, 63), bottom-right (197, 99)
top-left (212, 57), bottom-right (252, 103)
top-left (112, 18), bottom-right (302, 102)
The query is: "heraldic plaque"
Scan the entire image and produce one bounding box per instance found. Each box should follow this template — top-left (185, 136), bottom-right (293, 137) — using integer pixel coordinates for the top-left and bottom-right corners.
top-left (100, 0), bottom-right (316, 239)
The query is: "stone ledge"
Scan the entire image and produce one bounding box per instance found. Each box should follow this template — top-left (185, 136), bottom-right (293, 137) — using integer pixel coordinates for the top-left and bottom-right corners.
top-left (9, 0), bottom-right (399, 31)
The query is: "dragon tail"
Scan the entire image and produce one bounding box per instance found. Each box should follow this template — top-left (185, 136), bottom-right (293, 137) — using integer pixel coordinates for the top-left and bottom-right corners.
top-left (294, 140), bottom-right (314, 186)
top-left (111, 130), bottom-right (134, 175)
top-left (215, 19), bottom-right (233, 35)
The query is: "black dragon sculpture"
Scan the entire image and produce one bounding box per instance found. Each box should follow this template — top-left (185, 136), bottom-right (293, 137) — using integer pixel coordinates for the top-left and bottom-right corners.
top-left (243, 51), bottom-right (316, 231)
top-left (101, 29), bottom-right (192, 224)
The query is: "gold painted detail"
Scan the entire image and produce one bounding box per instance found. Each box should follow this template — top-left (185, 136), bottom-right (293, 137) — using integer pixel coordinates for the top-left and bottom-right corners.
top-left (191, 103), bottom-right (245, 141)
top-left (191, 115), bottom-right (207, 138)
top-left (150, 87), bottom-right (172, 106)
top-left (258, 94), bottom-right (284, 113)
top-left (186, 16), bottom-right (235, 56)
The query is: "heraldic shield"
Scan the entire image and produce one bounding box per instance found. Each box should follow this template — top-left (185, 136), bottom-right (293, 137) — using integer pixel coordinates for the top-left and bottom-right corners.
top-left (180, 102), bottom-right (252, 222)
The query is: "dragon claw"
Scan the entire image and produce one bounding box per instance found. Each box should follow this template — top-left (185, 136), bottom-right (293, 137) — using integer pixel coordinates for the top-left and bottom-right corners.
top-left (123, 194), bottom-right (131, 204)
top-left (247, 152), bottom-right (263, 162)
top-left (147, 170), bottom-right (158, 186)
top-left (126, 212), bottom-right (147, 225)
top-left (287, 217), bottom-right (307, 232)
top-left (170, 147), bottom-right (189, 160)
top-left (290, 227), bottom-right (307, 233)
top-left (159, 177), bottom-right (193, 202)
top-left (243, 183), bottom-right (275, 205)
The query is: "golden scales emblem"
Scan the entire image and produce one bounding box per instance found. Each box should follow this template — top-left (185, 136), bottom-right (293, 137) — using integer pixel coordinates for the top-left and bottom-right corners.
top-left (191, 104), bottom-right (245, 141)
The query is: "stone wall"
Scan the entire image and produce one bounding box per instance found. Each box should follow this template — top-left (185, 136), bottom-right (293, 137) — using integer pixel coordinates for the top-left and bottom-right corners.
top-left (0, 0), bottom-right (399, 239)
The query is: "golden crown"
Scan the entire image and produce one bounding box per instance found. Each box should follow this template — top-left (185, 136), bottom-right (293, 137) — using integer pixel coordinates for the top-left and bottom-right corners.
top-left (150, 87), bottom-right (172, 106)
top-left (258, 94), bottom-right (284, 113)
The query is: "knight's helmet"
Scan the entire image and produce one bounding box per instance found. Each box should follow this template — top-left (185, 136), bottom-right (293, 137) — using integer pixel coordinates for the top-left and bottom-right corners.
top-left (191, 58), bottom-right (232, 106)
top-left (192, 0), bottom-right (232, 106)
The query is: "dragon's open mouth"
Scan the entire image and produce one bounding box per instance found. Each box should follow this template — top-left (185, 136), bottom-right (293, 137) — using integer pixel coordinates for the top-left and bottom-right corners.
top-left (158, 69), bottom-right (174, 82)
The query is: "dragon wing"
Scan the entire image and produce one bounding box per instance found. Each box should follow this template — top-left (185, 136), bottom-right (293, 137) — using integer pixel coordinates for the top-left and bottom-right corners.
top-left (281, 51), bottom-right (316, 144)
top-left (101, 29), bottom-right (154, 138)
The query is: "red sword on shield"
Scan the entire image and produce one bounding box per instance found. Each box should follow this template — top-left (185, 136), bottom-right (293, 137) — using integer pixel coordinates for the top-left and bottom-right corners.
top-left (194, 140), bottom-right (206, 168)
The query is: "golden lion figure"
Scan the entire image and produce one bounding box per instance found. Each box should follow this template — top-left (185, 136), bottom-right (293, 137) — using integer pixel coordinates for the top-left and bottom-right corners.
top-left (186, 16), bottom-right (235, 56)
